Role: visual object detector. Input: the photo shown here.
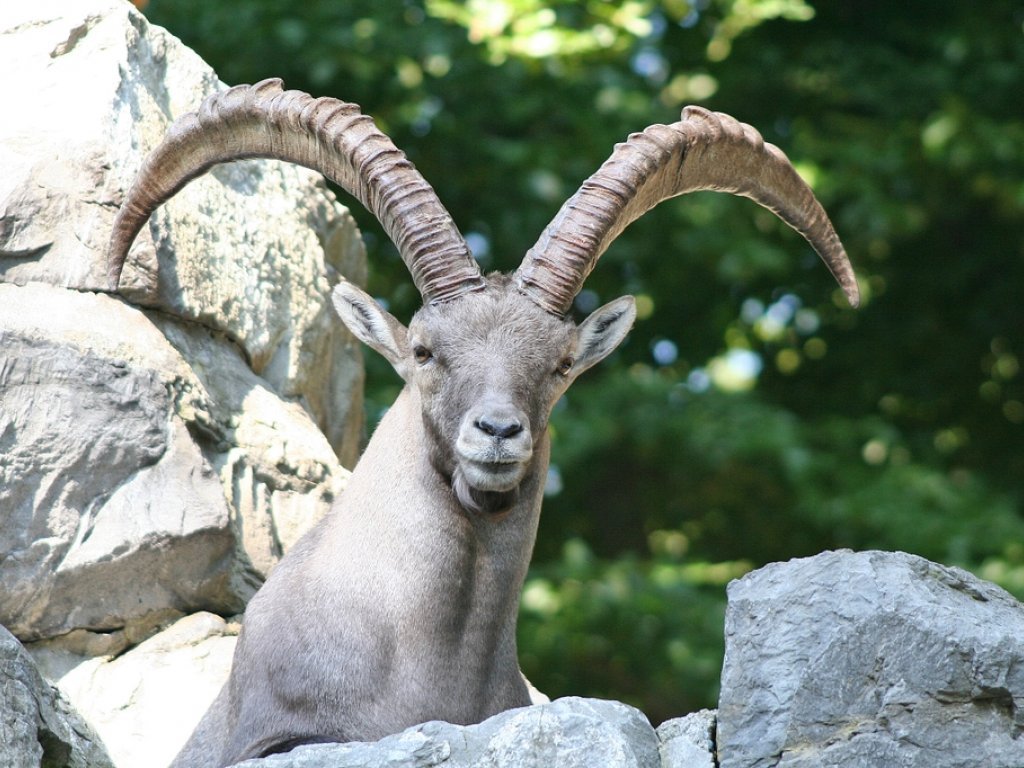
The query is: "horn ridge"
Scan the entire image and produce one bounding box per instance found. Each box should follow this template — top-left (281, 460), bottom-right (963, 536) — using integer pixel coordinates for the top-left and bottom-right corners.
top-left (515, 106), bottom-right (859, 316)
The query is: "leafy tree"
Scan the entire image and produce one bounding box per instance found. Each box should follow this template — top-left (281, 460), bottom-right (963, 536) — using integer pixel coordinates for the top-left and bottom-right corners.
top-left (144, 0), bottom-right (1024, 715)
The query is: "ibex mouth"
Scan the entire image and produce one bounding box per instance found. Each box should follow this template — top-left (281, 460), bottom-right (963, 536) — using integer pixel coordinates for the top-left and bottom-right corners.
top-left (452, 462), bottom-right (523, 515)
top-left (453, 408), bottom-right (533, 511)
top-left (455, 425), bottom-right (533, 493)
top-left (459, 458), bottom-right (527, 492)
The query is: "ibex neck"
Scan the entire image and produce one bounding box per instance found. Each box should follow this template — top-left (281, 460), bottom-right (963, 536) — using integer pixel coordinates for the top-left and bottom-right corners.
top-left (340, 385), bottom-right (546, 616)
top-left (323, 386), bottom-right (545, 713)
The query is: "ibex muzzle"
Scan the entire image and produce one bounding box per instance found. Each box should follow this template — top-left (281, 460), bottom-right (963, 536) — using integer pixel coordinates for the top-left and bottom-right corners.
top-left (107, 78), bottom-right (856, 766)
top-left (459, 397), bottom-right (531, 486)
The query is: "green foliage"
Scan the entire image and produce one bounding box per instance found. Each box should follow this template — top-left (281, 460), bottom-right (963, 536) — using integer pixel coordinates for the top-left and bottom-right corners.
top-left (545, 368), bottom-right (1024, 569)
top-left (144, 0), bottom-right (1024, 719)
top-left (518, 536), bottom-right (745, 721)
top-left (425, 0), bottom-right (657, 63)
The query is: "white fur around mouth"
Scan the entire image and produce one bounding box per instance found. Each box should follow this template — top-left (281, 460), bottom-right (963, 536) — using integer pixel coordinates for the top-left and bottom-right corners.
top-left (459, 458), bottom-right (526, 492)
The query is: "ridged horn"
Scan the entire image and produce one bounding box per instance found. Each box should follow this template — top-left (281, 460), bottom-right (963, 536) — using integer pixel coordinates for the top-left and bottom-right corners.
top-left (514, 106), bottom-right (859, 315)
top-left (107, 78), bottom-right (485, 303)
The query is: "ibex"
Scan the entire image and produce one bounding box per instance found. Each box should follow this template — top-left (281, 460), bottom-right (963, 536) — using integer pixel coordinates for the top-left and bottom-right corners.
top-left (107, 78), bottom-right (858, 766)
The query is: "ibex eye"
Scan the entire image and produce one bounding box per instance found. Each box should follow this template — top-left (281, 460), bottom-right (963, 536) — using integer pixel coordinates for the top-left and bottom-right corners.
top-left (413, 345), bottom-right (433, 364)
top-left (556, 357), bottom-right (574, 376)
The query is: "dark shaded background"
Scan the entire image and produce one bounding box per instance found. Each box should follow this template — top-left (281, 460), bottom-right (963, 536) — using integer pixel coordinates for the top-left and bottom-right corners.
top-left (140, 0), bottom-right (1024, 722)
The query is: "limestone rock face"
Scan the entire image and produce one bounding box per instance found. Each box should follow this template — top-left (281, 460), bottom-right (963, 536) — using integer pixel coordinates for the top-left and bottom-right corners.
top-left (0, 286), bottom-right (235, 640)
top-left (656, 710), bottom-right (716, 768)
top-left (0, 0), bottom-right (365, 466)
top-left (29, 613), bottom-right (238, 768)
top-left (716, 550), bottom-right (1024, 768)
top-left (0, 0), bottom-right (364, 763)
top-left (0, 625), bottom-right (113, 768)
top-left (0, 0), bottom-right (364, 643)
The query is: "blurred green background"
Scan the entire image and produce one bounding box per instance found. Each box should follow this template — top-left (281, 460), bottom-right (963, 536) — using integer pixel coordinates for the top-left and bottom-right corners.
top-left (140, 0), bottom-right (1024, 723)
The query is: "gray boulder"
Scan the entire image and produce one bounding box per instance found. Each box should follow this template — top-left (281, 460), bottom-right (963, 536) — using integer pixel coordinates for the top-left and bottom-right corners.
top-left (717, 549), bottom-right (1024, 768)
top-left (0, 0), bottom-right (366, 467)
top-left (0, 0), bottom-right (363, 645)
top-left (233, 697), bottom-right (661, 768)
top-left (657, 709), bottom-right (717, 768)
top-left (28, 612), bottom-right (239, 768)
top-left (0, 624), bottom-right (113, 768)
top-left (0, 286), bottom-right (349, 641)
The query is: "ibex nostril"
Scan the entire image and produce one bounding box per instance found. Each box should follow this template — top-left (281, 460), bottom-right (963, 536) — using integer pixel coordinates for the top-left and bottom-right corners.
top-left (476, 416), bottom-right (523, 439)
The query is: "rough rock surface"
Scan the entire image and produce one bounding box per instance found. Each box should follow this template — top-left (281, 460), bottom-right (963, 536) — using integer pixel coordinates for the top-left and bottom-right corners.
top-left (657, 709), bottom-right (717, 768)
top-left (232, 697), bottom-right (661, 768)
top-left (0, 0), bottom-right (363, 644)
top-left (717, 549), bottom-right (1024, 768)
top-left (0, 0), bottom-right (367, 468)
top-left (1, 624), bottom-right (113, 768)
top-left (28, 613), bottom-right (238, 768)
top-left (0, 282), bottom-right (347, 641)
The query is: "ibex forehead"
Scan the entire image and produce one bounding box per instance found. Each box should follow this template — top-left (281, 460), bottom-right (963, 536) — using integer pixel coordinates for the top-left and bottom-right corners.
top-left (411, 277), bottom-right (576, 358)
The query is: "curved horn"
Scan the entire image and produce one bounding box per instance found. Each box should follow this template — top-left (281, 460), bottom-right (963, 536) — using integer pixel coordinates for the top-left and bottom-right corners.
top-left (514, 106), bottom-right (859, 315)
top-left (108, 78), bottom-right (484, 303)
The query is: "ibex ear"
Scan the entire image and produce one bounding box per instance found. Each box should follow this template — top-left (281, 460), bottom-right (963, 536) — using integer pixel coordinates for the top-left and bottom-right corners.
top-left (570, 295), bottom-right (637, 377)
top-left (331, 281), bottom-right (410, 373)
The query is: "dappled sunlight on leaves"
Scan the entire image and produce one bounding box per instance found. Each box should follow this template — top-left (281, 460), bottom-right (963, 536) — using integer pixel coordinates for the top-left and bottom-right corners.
top-left (427, 0), bottom-right (656, 64)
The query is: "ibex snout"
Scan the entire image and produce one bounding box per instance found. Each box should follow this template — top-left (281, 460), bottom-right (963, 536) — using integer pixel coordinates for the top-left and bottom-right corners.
top-left (474, 411), bottom-right (523, 440)
top-left (456, 399), bottom-right (534, 494)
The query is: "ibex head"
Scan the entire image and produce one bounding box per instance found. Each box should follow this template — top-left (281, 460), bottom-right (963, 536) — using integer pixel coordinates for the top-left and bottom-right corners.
top-left (108, 78), bottom-right (857, 515)
top-left (333, 274), bottom-right (634, 512)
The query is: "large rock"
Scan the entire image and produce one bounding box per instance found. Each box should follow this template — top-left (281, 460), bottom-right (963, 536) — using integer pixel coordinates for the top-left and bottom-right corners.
top-left (233, 697), bottom-right (661, 768)
top-left (0, 624), bottom-right (113, 768)
top-left (717, 550), bottom-right (1024, 768)
top-left (29, 613), bottom-right (238, 768)
top-left (656, 710), bottom-right (716, 768)
top-left (0, 279), bottom-right (347, 641)
top-left (0, 0), bottom-right (364, 643)
top-left (0, 0), bottom-right (366, 467)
